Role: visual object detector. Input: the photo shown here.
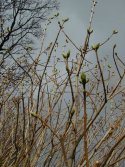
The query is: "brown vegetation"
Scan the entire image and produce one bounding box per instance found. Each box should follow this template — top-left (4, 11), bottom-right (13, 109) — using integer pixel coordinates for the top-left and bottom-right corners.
top-left (0, 0), bottom-right (125, 166)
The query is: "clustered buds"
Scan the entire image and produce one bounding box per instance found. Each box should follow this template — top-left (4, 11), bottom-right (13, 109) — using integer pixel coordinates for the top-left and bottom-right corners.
top-left (49, 13), bottom-right (59, 20)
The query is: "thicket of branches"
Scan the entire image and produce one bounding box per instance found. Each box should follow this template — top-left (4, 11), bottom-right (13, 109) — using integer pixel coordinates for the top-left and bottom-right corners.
top-left (0, 0), bottom-right (125, 167)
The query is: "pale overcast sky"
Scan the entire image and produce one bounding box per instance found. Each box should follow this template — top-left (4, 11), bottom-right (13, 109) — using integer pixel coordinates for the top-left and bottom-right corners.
top-left (46, 0), bottom-right (125, 60)
top-left (59, 0), bottom-right (125, 47)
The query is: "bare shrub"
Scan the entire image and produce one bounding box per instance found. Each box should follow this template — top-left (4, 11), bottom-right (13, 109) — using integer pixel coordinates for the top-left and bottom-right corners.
top-left (0, 0), bottom-right (125, 167)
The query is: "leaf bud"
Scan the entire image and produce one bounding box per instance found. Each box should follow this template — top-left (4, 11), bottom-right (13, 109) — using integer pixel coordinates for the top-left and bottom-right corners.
top-left (80, 72), bottom-right (86, 85)
top-left (113, 30), bottom-right (118, 34)
top-left (62, 17), bottom-right (69, 23)
top-left (92, 43), bottom-right (100, 51)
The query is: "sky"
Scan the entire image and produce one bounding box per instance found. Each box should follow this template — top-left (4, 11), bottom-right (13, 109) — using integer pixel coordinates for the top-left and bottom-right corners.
top-left (59, 0), bottom-right (125, 51)
top-left (46, 0), bottom-right (125, 62)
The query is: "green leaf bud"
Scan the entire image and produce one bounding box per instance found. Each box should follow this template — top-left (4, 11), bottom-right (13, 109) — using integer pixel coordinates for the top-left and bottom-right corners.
top-left (67, 50), bottom-right (70, 58)
top-left (62, 17), bottom-right (69, 23)
top-left (54, 12), bottom-right (59, 17)
top-left (87, 28), bottom-right (93, 34)
top-left (62, 52), bottom-right (67, 59)
top-left (108, 64), bottom-right (112, 68)
top-left (113, 30), bottom-right (118, 34)
top-left (80, 72), bottom-right (86, 85)
top-left (92, 43), bottom-right (100, 51)
top-left (62, 50), bottom-right (70, 59)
